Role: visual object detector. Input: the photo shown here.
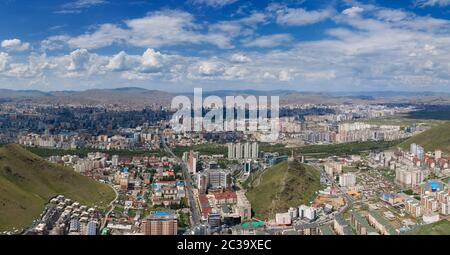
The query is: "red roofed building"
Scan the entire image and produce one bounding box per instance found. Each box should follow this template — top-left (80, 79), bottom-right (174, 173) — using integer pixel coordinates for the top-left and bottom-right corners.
top-left (201, 207), bottom-right (212, 218)
top-left (212, 191), bottom-right (237, 205)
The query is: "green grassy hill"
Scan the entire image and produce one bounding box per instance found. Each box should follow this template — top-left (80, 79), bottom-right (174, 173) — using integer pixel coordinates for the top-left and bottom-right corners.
top-left (245, 160), bottom-right (322, 220)
top-left (0, 144), bottom-right (115, 232)
top-left (404, 220), bottom-right (450, 235)
top-left (399, 122), bottom-right (450, 153)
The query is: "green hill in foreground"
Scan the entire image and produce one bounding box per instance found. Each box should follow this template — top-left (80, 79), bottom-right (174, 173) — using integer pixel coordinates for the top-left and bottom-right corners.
top-left (404, 220), bottom-right (450, 235)
top-left (0, 144), bottom-right (115, 232)
top-left (399, 122), bottom-right (450, 153)
top-left (245, 160), bottom-right (322, 220)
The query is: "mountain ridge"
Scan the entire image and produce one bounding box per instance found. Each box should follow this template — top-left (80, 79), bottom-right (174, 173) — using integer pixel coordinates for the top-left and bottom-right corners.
top-left (0, 144), bottom-right (115, 232)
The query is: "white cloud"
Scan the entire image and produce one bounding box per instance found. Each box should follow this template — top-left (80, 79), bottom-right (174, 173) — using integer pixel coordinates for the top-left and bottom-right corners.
top-left (275, 8), bottom-right (333, 26)
top-left (208, 12), bottom-right (267, 40)
top-left (1, 53), bottom-right (52, 79)
top-left (140, 48), bottom-right (165, 73)
top-left (67, 49), bottom-right (91, 71)
top-left (375, 9), bottom-right (409, 22)
top-left (106, 51), bottom-right (137, 71)
top-left (190, 0), bottom-right (238, 8)
top-left (230, 53), bottom-right (251, 63)
top-left (56, 10), bottom-right (232, 50)
top-left (1, 39), bottom-right (30, 51)
top-left (342, 6), bottom-right (364, 17)
top-left (4, 3), bottom-right (450, 91)
top-left (415, 0), bottom-right (450, 7)
top-left (278, 69), bottom-right (291, 81)
top-left (0, 52), bottom-right (9, 71)
top-left (197, 61), bottom-right (225, 76)
top-left (66, 24), bottom-right (127, 49)
top-left (243, 34), bottom-right (293, 48)
top-left (56, 0), bottom-right (108, 14)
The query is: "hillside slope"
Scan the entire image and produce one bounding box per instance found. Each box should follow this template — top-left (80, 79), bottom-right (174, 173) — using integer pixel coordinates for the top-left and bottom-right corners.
top-left (404, 220), bottom-right (450, 235)
top-left (399, 122), bottom-right (450, 153)
top-left (245, 160), bottom-right (321, 220)
top-left (0, 144), bottom-right (115, 232)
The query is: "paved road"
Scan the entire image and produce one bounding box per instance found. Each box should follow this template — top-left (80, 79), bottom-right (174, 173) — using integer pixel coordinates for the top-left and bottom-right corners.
top-left (311, 163), bottom-right (354, 214)
top-left (160, 133), bottom-right (202, 226)
top-left (289, 164), bottom-right (354, 231)
top-left (101, 185), bottom-right (119, 230)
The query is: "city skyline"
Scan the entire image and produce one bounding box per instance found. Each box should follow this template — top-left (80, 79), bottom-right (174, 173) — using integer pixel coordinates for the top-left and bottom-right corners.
top-left (1, 0), bottom-right (450, 92)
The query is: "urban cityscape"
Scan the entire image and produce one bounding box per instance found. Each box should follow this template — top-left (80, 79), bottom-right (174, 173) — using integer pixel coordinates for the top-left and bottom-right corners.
top-left (1, 0), bottom-right (450, 241)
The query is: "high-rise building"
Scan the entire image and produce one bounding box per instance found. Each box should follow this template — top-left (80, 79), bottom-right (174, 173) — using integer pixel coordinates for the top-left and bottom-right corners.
top-left (395, 167), bottom-right (427, 188)
top-left (339, 173), bottom-right (356, 188)
top-left (410, 143), bottom-right (425, 160)
top-left (197, 172), bottom-right (208, 194)
top-left (227, 142), bottom-right (259, 159)
top-left (298, 205), bottom-right (317, 221)
top-left (111, 155), bottom-right (119, 166)
top-left (187, 150), bottom-right (197, 174)
top-left (208, 169), bottom-right (231, 190)
top-left (86, 221), bottom-right (97, 235)
top-left (141, 212), bottom-right (178, 235)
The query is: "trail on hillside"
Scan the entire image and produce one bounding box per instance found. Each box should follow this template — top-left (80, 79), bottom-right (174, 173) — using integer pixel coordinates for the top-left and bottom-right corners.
top-left (270, 161), bottom-right (290, 219)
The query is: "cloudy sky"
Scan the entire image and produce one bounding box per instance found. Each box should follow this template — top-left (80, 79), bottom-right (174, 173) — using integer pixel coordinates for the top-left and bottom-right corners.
top-left (0, 0), bottom-right (450, 92)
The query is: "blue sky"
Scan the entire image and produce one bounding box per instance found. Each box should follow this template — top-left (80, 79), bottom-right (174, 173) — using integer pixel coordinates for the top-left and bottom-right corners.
top-left (0, 0), bottom-right (450, 92)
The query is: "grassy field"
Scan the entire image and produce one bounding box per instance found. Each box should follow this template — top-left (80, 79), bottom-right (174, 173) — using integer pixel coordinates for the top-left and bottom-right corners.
top-left (404, 220), bottom-right (450, 235)
top-left (357, 116), bottom-right (443, 127)
top-left (25, 146), bottom-right (169, 158)
top-left (173, 143), bottom-right (227, 157)
top-left (399, 122), bottom-right (450, 153)
top-left (0, 144), bottom-right (115, 232)
top-left (245, 160), bottom-right (322, 220)
top-left (260, 139), bottom-right (405, 157)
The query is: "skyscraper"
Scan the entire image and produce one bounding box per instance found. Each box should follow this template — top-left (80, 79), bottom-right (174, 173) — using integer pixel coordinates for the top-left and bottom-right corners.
top-left (227, 142), bottom-right (259, 159)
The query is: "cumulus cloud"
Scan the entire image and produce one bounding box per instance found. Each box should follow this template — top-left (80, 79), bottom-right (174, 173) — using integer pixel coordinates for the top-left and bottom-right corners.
top-left (140, 48), bottom-right (166, 73)
top-left (275, 7), bottom-right (333, 26)
top-left (67, 49), bottom-right (91, 71)
top-left (52, 10), bottom-right (232, 50)
top-left (342, 6), bottom-right (364, 17)
top-left (1, 39), bottom-right (30, 51)
top-left (190, 0), bottom-right (238, 8)
top-left (106, 51), bottom-right (137, 71)
top-left (196, 61), bottom-right (225, 77)
top-left (0, 52), bottom-right (9, 71)
top-left (278, 69), bottom-right (291, 81)
top-left (230, 53), bottom-right (251, 63)
top-left (4, 2), bottom-right (450, 91)
top-left (243, 34), bottom-right (293, 48)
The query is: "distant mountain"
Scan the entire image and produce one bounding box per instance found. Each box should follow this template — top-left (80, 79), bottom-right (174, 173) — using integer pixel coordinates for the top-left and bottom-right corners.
top-left (201, 89), bottom-right (298, 97)
top-left (1, 87), bottom-right (450, 107)
top-left (0, 144), bottom-right (115, 232)
top-left (33, 87), bottom-right (175, 107)
top-left (0, 89), bottom-right (52, 99)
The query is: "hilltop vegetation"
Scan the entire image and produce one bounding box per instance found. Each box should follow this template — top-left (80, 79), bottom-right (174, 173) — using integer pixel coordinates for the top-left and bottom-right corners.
top-left (173, 143), bottom-right (227, 157)
top-left (260, 139), bottom-right (404, 158)
top-left (245, 160), bottom-right (322, 220)
top-left (399, 122), bottom-right (450, 153)
top-left (0, 144), bottom-right (115, 232)
top-left (25, 146), bottom-right (168, 158)
top-left (405, 220), bottom-right (450, 235)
